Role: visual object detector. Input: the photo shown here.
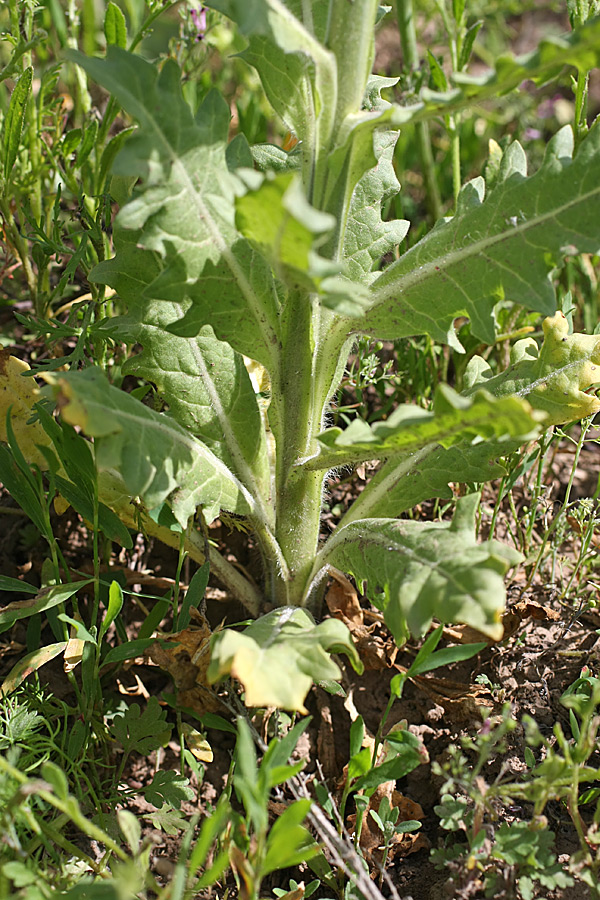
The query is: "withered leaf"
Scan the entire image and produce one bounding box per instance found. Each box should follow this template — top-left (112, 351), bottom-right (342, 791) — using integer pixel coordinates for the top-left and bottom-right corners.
top-left (148, 609), bottom-right (223, 715)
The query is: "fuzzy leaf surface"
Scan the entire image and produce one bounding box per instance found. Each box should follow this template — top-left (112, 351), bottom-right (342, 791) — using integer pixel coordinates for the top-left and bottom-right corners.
top-left (303, 384), bottom-right (541, 471)
top-left (360, 125), bottom-right (600, 345)
top-left (49, 367), bottom-right (256, 527)
top-left (117, 305), bottom-right (271, 508)
top-left (69, 48), bottom-right (281, 369)
top-left (236, 171), bottom-right (336, 286)
top-left (342, 130), bottom-right (409, 284)
top-left (345, 440), bottom-right (511, 522)
top-left (204, 0), bottom-right (335, 146)
top-left (208, 607), bottom-right (364, 712)
top-left (320, 495), bottom-right (520, 645)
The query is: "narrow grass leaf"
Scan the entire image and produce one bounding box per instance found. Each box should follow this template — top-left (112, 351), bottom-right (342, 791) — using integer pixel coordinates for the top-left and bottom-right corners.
top-left (102, 638), bottom-right (155, 665)
top-left (0, 576), bottom-right (36, 594)
top-left (0, 642), bottom-right (68, 695)
top-left (178, 561), bottom-right (209, 630)
top-left (0, 580), bottom-right (93, 626)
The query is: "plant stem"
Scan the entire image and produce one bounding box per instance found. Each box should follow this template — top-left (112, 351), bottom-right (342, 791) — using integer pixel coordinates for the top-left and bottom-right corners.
top-left (396, 0), bottom-right (443, 221)
top-left (271, 294), bottom-right (326, 606)
top-left (328, 0), bottom-right (379, 130)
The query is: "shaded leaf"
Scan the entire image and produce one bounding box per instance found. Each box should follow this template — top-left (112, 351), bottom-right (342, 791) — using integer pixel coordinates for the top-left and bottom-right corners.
top-left (149, 611), bottom-right (223, 715)
top-left (0, 576), bottom-right (36, 594)
top-left (146, 806), bottom-right (187, 835)
top-left (110, 696), bottom-right (172, 756)
top-left (1, 643), bottom-right (68, 696)
top-left (102, 638), bottom-right (155, 665)
top-left (0, 580), bottom-right (93, 626)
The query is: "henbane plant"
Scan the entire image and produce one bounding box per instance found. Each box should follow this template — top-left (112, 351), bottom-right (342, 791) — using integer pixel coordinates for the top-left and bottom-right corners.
top-left (3, 2), bottom-right (600, 710)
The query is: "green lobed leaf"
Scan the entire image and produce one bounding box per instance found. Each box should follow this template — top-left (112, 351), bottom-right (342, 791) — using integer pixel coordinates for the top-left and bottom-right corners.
top-left (110, 697), bottom-right (172, 756)
top-left (318, 494), bottom-right (520, 645)
top-left (48, 366), bottom-right (257, 527)
top-left (2, 66), bottom-right (33, 181)
top-left (360, 125), bottom-right (600, 346)
top-left (302, 384), bottom-right (542, 471)
top-left (68, 48), bottom-right (282, 369)
top-left (236, 171), bottom-right (337, 289)
top-left (344, 313), bottom-right (600, 521)
top-left (146, 806), bottom-right (187, 835)
top-left (369, 17), bottom-right (600, 132)
top-left (208, 607), bottom-right (364, 712)
top-left (142, 770), bottom-right (195, 809)
top-left (342, 130), bottom-right (409, 284)
top-left (235, 170), bottom-right (370, 315)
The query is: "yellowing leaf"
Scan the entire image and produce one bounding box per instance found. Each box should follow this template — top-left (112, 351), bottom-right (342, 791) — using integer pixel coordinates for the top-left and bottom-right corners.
top-left (466, 312), bottom-right (600, 425)
top-left (181, 723), bottom-right (214, 762)
top-left (0, 353), bottom-right (50, 469)
top-left (1, 643), bottom-right (68, 696)
top-left (64, 634), bottom-right (85, 673)
top-left (208, 607), bottom-right (363, 713)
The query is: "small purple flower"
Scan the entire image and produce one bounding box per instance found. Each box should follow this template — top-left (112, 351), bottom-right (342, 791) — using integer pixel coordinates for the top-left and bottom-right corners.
top-left (524, 127), bottom-right (542, 141)
top-left (191, 6), bottom-right (207, 42)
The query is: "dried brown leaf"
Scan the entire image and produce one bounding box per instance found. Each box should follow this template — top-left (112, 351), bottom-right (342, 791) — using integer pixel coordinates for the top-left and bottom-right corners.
top-left (325, 570), bottom-right (364, 626)
top-left (148, 609), bottom-right (222, 714)
top-left (348, 783), bottom-right (428, 867)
